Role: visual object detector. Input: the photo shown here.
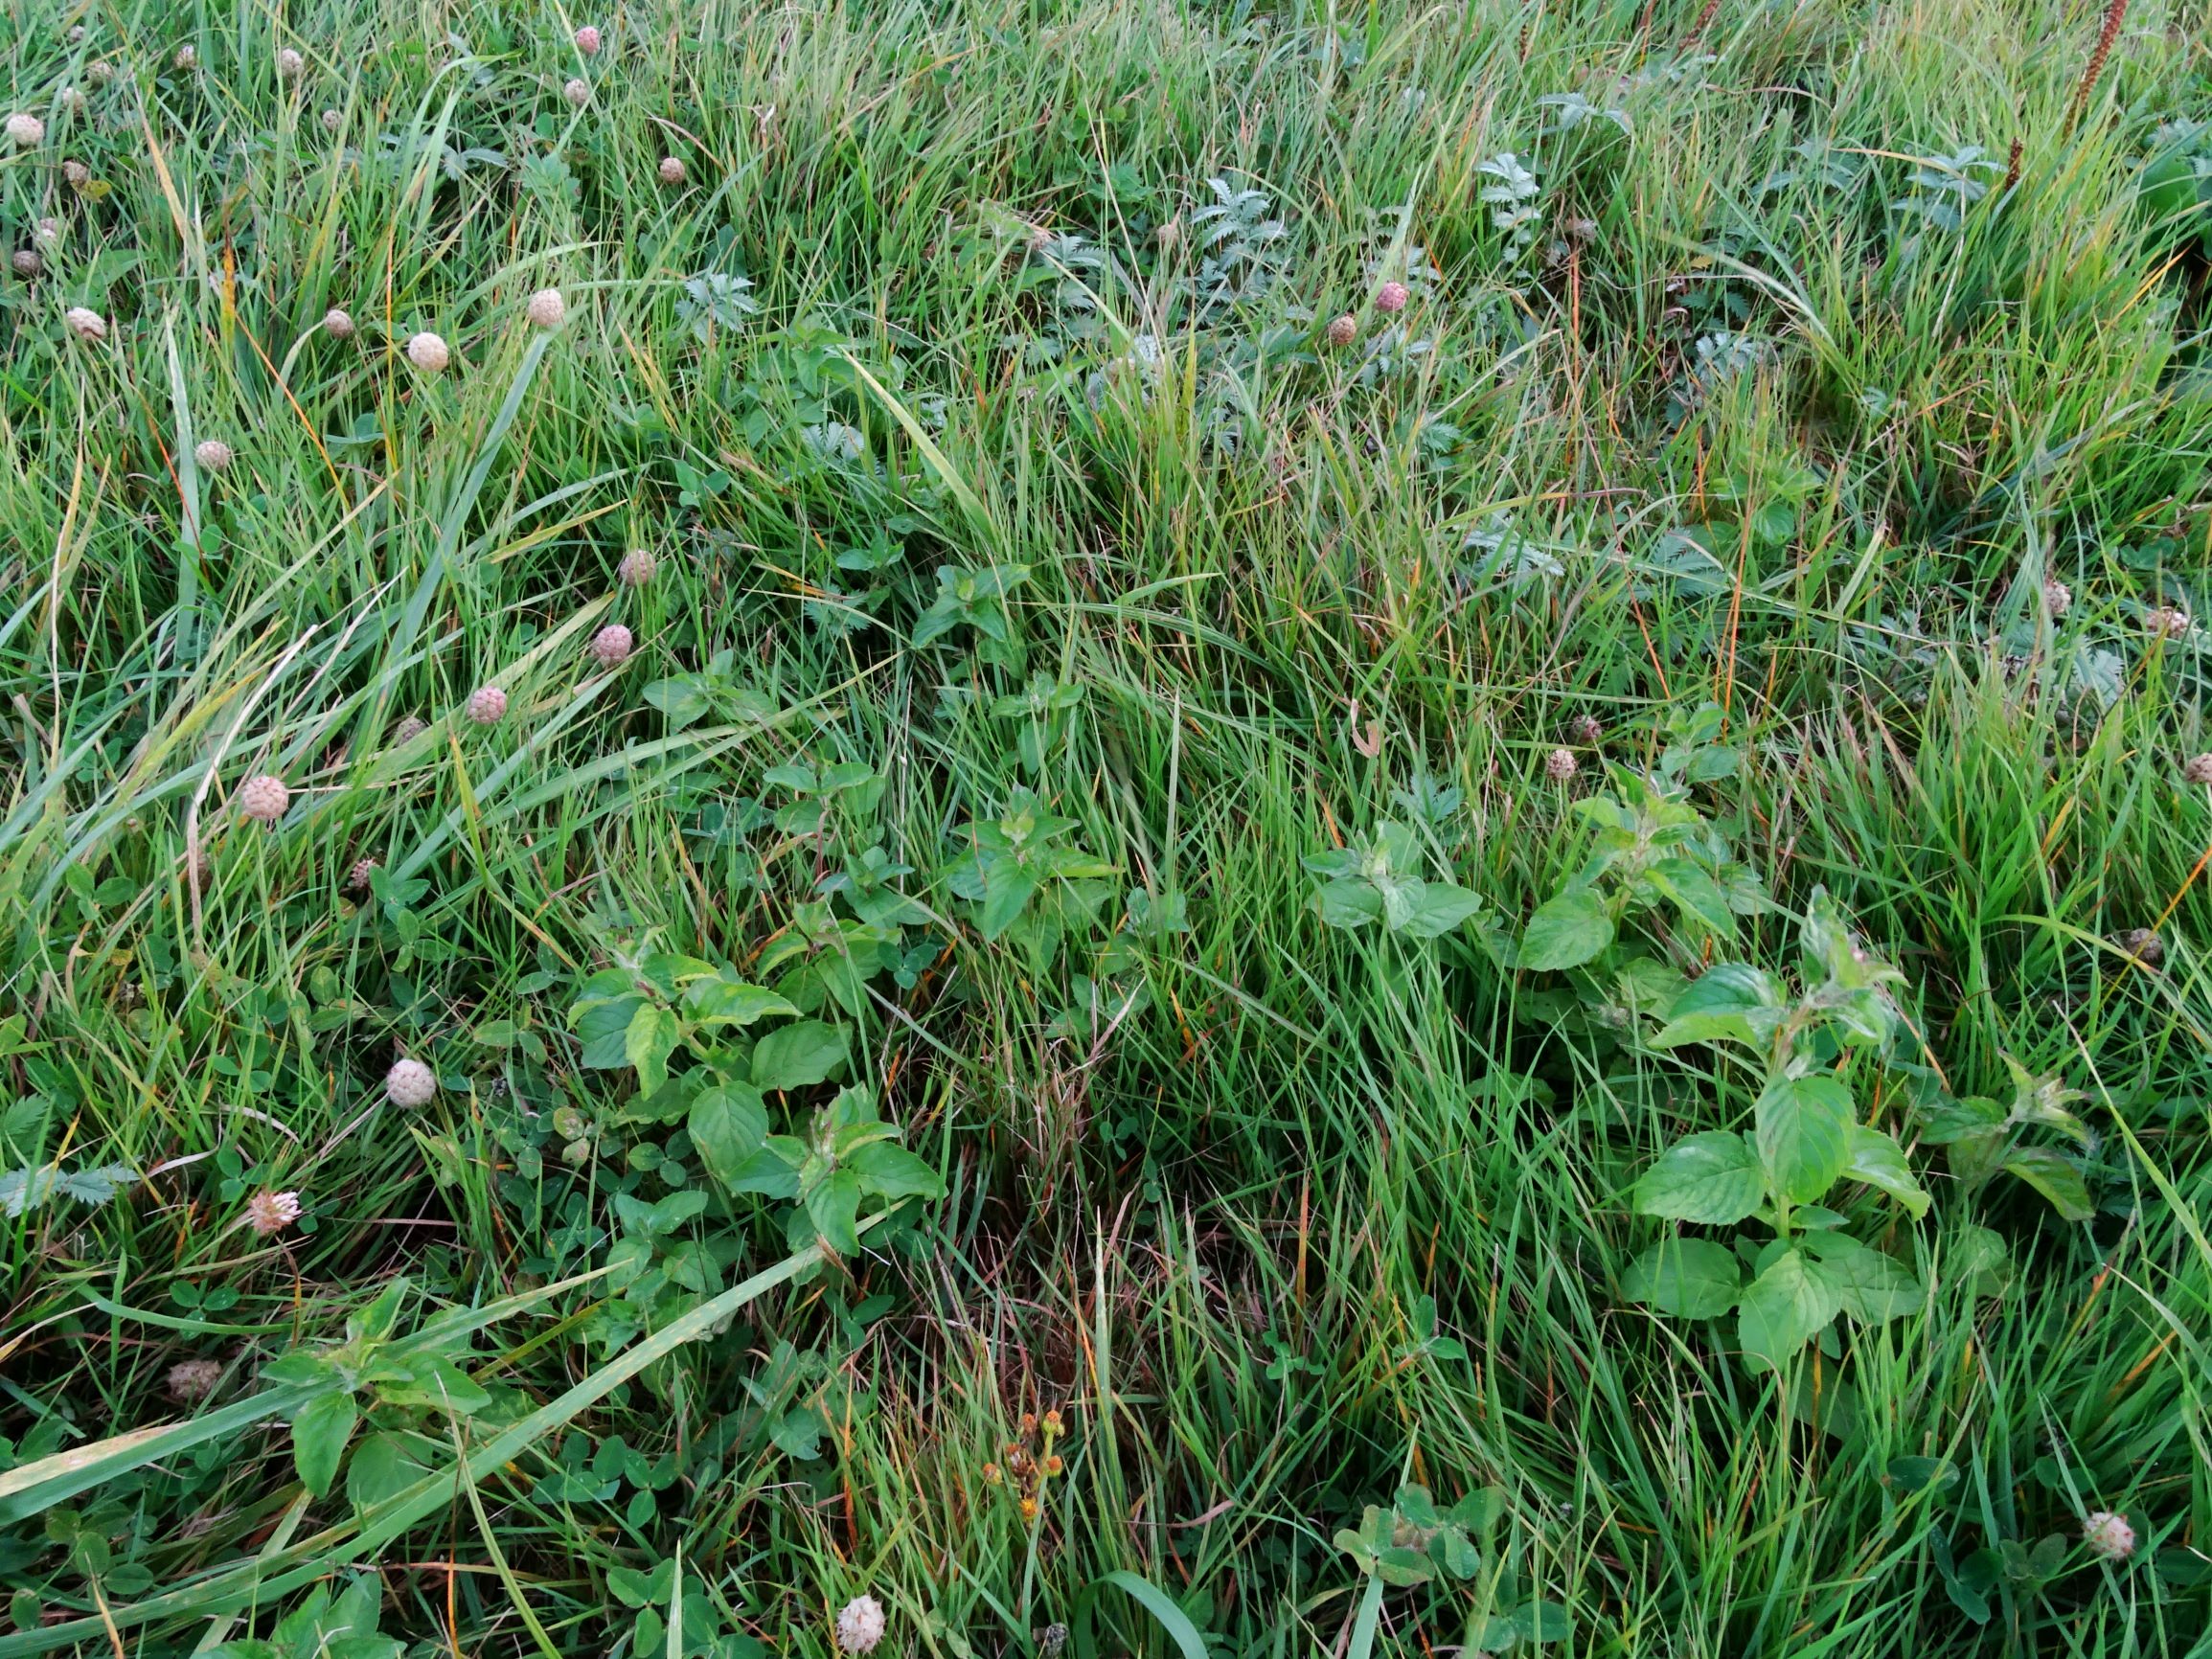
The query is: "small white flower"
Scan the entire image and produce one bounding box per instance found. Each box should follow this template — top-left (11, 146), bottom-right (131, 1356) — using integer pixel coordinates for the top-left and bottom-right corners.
top-left (617, 548), bottom-right (656, 586)
top-left (64, 305), bottom-right (106, 341)
top-left (574, 25), bottom-right (603, 54)
top-left (348, 856), bottom-right (379, 892)
top-left (6, 113), bottom-right (46, 147)
top-left (562, 77), bottom-right (591, 108)
top-left (245, 1190), bottom-right (302, 1236)
top-left (834, 1596), bottom-right (886, 1655)
top-left (322, 306), bottom-right (354, 338)
top-left (194, 439), bottom-right (233, 471)
top-left (525, 286), bottom-right (565, 330)
top-left (466, 685), bottom-right (508, 725)
top-left (386, 1057), bottom-right (437, 1108)
top-left (406, 330), bottom-right (450, 371)
top-left (236, 774), bottom-right (289, 822)
top-left (658, 154), bottom-right (686, 184)
top-left (2083, 1511), bottom-right (2136, 1560)
top-left (588, 624), bottom-right (633, 666)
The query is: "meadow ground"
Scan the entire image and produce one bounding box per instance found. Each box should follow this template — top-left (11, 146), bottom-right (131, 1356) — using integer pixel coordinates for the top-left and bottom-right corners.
top-left (2, 0), bottom-right (2210, 1654)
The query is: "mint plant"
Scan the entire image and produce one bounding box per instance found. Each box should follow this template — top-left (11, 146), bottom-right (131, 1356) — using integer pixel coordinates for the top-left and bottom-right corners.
top-left (1304, 818), bottom-right (1486, 938)
top-left (1912, 1057), bottom-right (2096, 1222)
top-left (1334, 1485), bottom-right (1569, 1652)
top-left (1624, 890), bottom-right (1930, 1372)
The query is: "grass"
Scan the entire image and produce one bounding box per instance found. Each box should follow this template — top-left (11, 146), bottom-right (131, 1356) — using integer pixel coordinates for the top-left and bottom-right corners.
top-left (1, 0), bottom-right (2209, 1654)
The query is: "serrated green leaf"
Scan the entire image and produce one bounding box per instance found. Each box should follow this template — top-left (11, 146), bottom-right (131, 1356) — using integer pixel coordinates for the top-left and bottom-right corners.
top-left (1633, 1130), bottom-right (1767, 1223)
top-left (1621, 1237), bottom-right (1743, 1318)
top-left (1754, 1074), bottom-right (1854, 1204)
top-left (1518, 890), bottom-right (1614, 972)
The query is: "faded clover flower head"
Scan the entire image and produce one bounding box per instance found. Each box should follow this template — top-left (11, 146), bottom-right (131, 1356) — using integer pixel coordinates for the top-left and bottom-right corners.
top-left (34, 218), bottom-right (59, 246)
top-left (64, 305), bottom-right (105, 341)
top-left (245, 1190), bottom-right (302, 1236)
top-left (393, 714), bottom-right (428, 743)
top-left (466, 685), bottom-right (508, 725)
top-left (1374, 280), bottom-right (1409, 314)
top-left (88, 59), bottom-right (115, 86)
top-left (5, 113), bottom-right (46, 148)
top-left (11, 248), bottom-right (40, 277)
top-left (386, 1057), bottom-right (437, 1108)
top-left (61, 158), bottom-right (90, 186)
top-left (563, 77), bottom-right (591, 108)
top-left (2083, 1511), bottom-right (2136, 1561)
top-left (276, 47), bottom-right (304, 80)
top-left (658, 154), bottom-right (686, 184)
top-left (322, 306), bottom-right (354, 338)
top-left (575, 24), bottom-right (603, 55)
top-left (1325, 313), bottom-right (1357, 348)
top-left (174, 44), bottom-right (197, 71)
top-left (168, 1359), bottom-right (223, 1401)
top-left (194, 439), bottom-right (232, 471)
top-left (58, 86), bottom-right (86, 114)
top-left (2042, 577), bottom-right (2072, 617)
top-left (2116, 928), bottom-right (2163, 967)
top-left (617, 547), bottom-right (656, 586)
top-left (1569, 712), bottom-right (1604, 745)
top-left (2145, 603), bottom-right (2191, 639)
top-left (834, 1596), bottom-right (886, 1655)
top-left (589, 623), bottom-right (634, 666)
top-left (321, 107), bottom-right (342, 132)
top-left (406, 330), bottom-right (450, 372)
top-left (237, 774), bottom-right (289, 823)
top-left (525, 286), bottom-right (566, 329)
top-left (2184, 753), bottom-right (2212, 786)
top-left (348, 856), bottom-right (378, 893)
top-left (1544, 746), bottom-right (1579, 781)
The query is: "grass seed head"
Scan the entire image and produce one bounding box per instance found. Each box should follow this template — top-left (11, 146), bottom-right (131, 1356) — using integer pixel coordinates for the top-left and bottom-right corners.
top-left (590, 623), bottom-right (634, 666)
top-left (405, 330), bottom-right (450, 372)
top-left (245, 1190), bottom-right (302, 1236)
top-left (194, 439), bottom-right (232, 471)
top-left (237, 774), bottom-right (289, 822)
top-left (525, 286), bottom-right (566, 329)
top-left (2083, 1511), bottom-right (2136, 1560)
top-left (386, 1057), bottom-right (437, 1107)
top-left (466, 685), bottom-right (508, 725)
top-left (834, 1597), bottom-right (886, 1654)
top-left (1375, 280), bottom-right (1409, 313)
top-left (6, 113), bottom-right (46, 148)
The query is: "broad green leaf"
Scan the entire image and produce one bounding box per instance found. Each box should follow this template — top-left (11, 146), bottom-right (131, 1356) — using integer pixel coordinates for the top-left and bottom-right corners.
top-left (846, 1140), bottom-right (943, 1200)
top-left (805, 1167), bottom-right (865, 1254)
top-left (1399, 882), bottom-right (1485, 940)
top-left (751, 1021), bottom-right (849, 1092)
top-left (1844, 1125), bottom-right (1930, 1217)
top-left (1648, 857), bottom-right (1737, 937)
top-left (1803, 1234), bottom-right (1922, 1323)
top-left (2000, 1148), bottom-right (2094, 1221)
top-left (689, 1086), bottom-right (769, 1186)
top-left (1754, 1075), bottom-right (1854, 1204)
top-left (1736, 1249), bottom-right (1840, 1373)
top-left (1313, 881), bottom-right (1382, 929)
top-left (346, 1433), bottom-right (439, 1512)
top-left (1621, 1237), bottom-right (1743, 1318)
top-left (1518, 890), bottom-right (1614, 972)
top-left (290, 1392), bottom-right (359, 1499)
top-left (623, 1004), bottom-right (680, 1096)
top-left (975, 862), bottom-right (1040, 940)
top-left (1651, 963), bottom-right (1783, 1049)
top-left (682, 978), bottom-right (798, 1029)
top-left (1633, 1131), bottom-right (1767, 1224)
